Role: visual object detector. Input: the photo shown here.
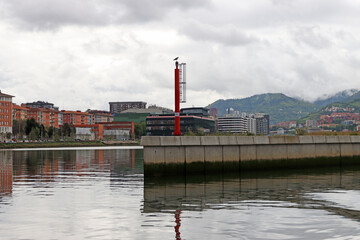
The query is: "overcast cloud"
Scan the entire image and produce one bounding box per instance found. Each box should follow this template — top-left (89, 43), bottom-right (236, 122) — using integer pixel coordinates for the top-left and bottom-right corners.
top-left (1, 0), bottom-right (360, 111)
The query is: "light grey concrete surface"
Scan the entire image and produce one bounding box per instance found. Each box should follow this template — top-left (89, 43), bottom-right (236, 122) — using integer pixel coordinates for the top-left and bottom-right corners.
top-left (144, 147), bottom-right (165, 164)
top-left (142, 136), bottom-right (360, 173)
top-left (269, 136), bottom-right (286, 144)
top-left (223, 146), bottom-right (240, 162)
top-left (340, 144), bottom-right (353, 157)
top-left (181, 136), bottom-right (201, 145)
top-left (204, 146), bottom-right (223, 162)
top-left (161, 136), bottom-right (181, 146)
top-left (313, 135), bottom-right (326, 144)
top-left (299, 136), bottom-right (313, 144)
top-left (237, 136), bottom-right (254, 145)
top-left (338, 136), bottom-right (351, 143)
top-left (201, 136), bottom-right (220, 146)
top-left (185, 146), bottom-right (205, 163)
top-left (219, 136), bottom-right (238, 145)
top-left (326, 136), bottom-right (339, 143)
top-left (287, 145), bottom-right (302, 159)
top-left (285, 136), bottom-right (300, 144)
top-left (253, 136), bottom-right (270, 145)
top-left (239, 145), bottom-right (257, 161)
top-left (165, 147), bottom-right (185, 164)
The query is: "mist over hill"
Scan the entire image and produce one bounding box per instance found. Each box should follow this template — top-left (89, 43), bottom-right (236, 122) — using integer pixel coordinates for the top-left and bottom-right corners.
top-left (314, 89), bottom-right (360, 107)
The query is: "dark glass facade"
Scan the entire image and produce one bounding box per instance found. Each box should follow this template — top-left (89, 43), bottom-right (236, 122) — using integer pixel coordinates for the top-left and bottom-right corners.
top-left (146, 115), bottom-right (215, 136)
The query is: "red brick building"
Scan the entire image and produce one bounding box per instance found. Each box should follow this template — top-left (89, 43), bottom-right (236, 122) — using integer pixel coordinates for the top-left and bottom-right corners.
top-left (0, 90), bottom-right (14, 136)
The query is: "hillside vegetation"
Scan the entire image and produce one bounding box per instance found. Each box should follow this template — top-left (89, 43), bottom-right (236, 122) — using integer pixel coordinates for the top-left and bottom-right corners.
top-left (207, 93), bottom-right (319, 124)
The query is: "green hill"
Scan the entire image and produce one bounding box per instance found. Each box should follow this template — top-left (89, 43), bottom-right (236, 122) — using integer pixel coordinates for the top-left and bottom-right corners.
top-left (300, 97), bottom-right (360, 123)
top-left (207, 93), bottom-right (319, 124)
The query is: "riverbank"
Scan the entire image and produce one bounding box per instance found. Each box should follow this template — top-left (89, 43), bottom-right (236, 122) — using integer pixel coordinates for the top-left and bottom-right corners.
top-left (0, 140), bottom-right (140, 149)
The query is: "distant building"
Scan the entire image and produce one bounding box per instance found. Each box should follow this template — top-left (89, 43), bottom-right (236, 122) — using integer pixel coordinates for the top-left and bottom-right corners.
top-left (0, 90), bottom-right (14, 136)
top-left (114, 106), bottom-right (173, 123)
top-left (61, 110), bottom-right (91, 126)
top-left (109, 101), bottom-right (147, 114)
top-left (218, 116), bottom-right (247, 133)
top-left (277, 121), bottom-right (297, 129)
top-left (75, 122), bottom-right (135, 140)
top-left (22, 101), bottom-right (59, 110)
top-left (86, 110), bottom-right (114, 123)
top-left (247, 113), bottom-right (270, 135)
top-left (209, 108), bottom-right (218, 117)
top-left (12, 104), bottom-right (28, 121)
top-left (277, 128), bottom-right (285, 134)
top-left (254, 113), bottom-right (270, 135)
top-left (181, 107), bottom-right (210, 117)
top-left (306, 120), bottom-right (317, 128)
top-left (226, 108), bottom-right (240, 115)
top-left (146, 114), bottom-right (215, 136)
top-left (217, 112), bottom-right (270, 135)
top-left (307, 127), bottom-right (321, 133)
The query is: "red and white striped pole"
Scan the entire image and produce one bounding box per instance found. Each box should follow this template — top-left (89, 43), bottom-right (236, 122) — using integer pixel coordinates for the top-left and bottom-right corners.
top-left (174, 61), bottom-right (181, 136)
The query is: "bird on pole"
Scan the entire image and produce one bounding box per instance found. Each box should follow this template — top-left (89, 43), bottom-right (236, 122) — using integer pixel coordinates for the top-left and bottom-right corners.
top-left (173, 57), bottom-right (179, 61)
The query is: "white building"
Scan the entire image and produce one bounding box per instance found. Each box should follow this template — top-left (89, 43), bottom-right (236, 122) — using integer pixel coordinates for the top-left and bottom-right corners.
top-left (218, 115), bottom-right (248, 133)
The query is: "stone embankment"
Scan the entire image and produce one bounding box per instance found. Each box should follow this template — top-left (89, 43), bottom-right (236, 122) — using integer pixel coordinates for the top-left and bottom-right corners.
top-left (141, 135), bottom-right (360, 176)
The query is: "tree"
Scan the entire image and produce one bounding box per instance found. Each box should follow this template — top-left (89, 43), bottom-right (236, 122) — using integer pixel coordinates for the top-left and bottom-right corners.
top-left (47, 126), bottom-right (54, 138)
top-left (134, 122), bottom-right (146, 139)
top-left (6, 132), bottom-right (12, 139)
top-left (61, 123), bottom-right (71, 137)
top-left (295, 128), bottom-right (306, 135)
top-left (39, 124), bottom-right (46, 138)
top-left (29, 128), bottom-right (39, 140)
top-left (13, 119), bottom-right (26, 139)
top-left (25, 118), bottom-right (38, 136)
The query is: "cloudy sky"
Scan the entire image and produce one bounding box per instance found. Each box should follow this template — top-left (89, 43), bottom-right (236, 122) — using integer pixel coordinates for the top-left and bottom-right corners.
top-left (1, 0), bottom-right (360, 111)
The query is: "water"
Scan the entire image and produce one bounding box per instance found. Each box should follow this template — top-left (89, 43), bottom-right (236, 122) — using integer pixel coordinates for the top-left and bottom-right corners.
top-left (1, 147), bottom-right (360, 239)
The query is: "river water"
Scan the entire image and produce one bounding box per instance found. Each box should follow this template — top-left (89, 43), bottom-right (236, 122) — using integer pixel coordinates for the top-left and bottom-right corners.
top-left (1, 147), bottom-right (360, 240)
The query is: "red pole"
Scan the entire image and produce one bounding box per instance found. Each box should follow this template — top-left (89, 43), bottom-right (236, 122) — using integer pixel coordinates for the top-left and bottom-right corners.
top-left (174, 61), bottom-right (181, 136)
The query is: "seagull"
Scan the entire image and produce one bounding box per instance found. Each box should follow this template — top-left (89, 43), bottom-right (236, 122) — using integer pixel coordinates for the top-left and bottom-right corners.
top-left (173, 57), bottom-right (179, 61)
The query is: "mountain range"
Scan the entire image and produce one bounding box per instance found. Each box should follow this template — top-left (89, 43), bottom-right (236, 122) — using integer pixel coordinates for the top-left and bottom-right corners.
top-left (207, 89), bottom-right (360, 124)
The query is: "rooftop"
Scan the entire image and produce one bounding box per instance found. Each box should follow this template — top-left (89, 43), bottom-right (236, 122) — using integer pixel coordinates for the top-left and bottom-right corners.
top-left (0, 90), bottom-right (14, 98)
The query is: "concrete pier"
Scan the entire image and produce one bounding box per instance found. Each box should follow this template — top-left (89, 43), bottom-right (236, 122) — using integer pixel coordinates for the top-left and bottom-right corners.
top-left (141, 135), bottom-right (360, 176)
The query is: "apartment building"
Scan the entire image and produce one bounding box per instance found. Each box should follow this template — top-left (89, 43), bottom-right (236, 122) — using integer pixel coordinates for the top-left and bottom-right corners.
top-left (252, 113), bottom-right (270, 135)
top-left (61, 110), bottom-right (91, 126)
top-left (86, 110), bottom-right (114, 123)
top-left (12, 104), bottom-right (28, 120)
top-left (0, 90), bottom-right (14, 134)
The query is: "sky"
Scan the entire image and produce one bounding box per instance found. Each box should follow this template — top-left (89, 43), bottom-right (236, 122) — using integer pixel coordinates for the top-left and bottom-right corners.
top-left (1, 0), bottom-right (360, 111)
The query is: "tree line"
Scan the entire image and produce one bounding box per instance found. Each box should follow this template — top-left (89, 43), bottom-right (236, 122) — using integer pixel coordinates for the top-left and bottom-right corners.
top-left (13, 119), bottom-right (77, 140)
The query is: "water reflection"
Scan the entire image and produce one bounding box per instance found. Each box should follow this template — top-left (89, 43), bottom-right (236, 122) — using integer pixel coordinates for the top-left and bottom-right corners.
top-left (2, 148), bottom-right (360, 240)
top-left (0, 148), bottom-right (145, 240)
top-left (0, 151), bottom-right (12, 195)
top-left (1, 148), bottom-right (142, 198)
top-left (144, 166), bottom-right (360, 237)
top-left (12, 148), bottom-right (141, 177)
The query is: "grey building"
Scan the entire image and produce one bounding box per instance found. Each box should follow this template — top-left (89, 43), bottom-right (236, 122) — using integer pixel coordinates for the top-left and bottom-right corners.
top-left (109, 101), bottom-right (147, 114)
top-left (250, 113), bottom-right (270, 135)
top-left (217, 113), bottom-right (270, 135)
top-left (218, 116), bottom-right (247, 133)
top-left (23, 101), bottom-right (58, 110)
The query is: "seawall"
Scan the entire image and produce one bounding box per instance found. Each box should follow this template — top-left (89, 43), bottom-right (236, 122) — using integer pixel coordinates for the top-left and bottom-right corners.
top-left (141, 135), bottom-right (360, 176)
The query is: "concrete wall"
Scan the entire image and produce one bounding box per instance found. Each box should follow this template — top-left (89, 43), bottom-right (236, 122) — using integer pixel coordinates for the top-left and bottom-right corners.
top-left (141, 136), bottom-right (360, 175)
